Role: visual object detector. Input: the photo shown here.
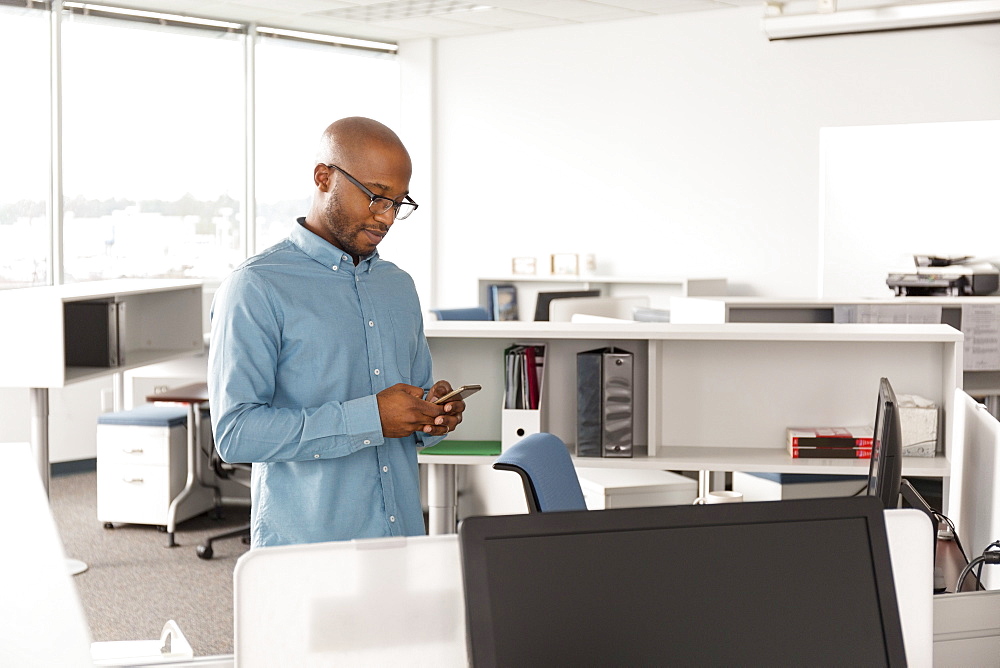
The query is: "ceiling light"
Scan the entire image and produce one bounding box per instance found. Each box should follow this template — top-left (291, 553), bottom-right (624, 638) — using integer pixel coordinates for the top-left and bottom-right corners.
top-left (762, 0), bottom-right (1000, 39)
top-left (255, 27), bottom-right (397, 53)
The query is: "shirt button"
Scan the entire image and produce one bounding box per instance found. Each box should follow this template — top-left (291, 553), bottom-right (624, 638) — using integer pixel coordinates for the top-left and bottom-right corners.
top-left (382, 466), bottom-right (389, 473)
top-left (356, 276), bottom-right (360, 282)
top-left (373, 369), bottom-right (380, 376)
top-left (368, 320), bottom-right (374, 327)
top-left (331, 265), bottom-right (338, 271)
top-left (364, 439), bottom-right (371, 445)
top-left (313, 454), bottom-right (320, 459)
top-left (389, 516), bottom-right (396, 523)
top-left (343, 255), bottom-right (349, 261)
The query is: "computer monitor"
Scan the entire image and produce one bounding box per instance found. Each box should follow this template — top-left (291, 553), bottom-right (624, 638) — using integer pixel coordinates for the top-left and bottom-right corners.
top-left (459, 496), bottom-right (906, 667)
top-left (867, 377), bottom-right (904, 510)
top-left (532, 290), bottom-right (600, 321)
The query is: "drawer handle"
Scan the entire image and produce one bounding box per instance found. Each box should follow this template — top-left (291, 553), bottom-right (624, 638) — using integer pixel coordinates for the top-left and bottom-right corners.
top-left (122, 477), bottom-right (144, 483)
top-left (122, 448), bottom-right (145, 454)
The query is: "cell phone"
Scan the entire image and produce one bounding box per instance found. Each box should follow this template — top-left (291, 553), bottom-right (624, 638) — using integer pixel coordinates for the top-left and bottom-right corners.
top-left (433, 384), bottom-right (482, 405)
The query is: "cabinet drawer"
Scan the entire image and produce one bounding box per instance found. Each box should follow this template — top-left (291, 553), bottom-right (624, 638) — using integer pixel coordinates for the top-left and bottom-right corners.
top-left (96, 463), bottom-right (171, 525)
top-left (97, 424), bottom-right (184, 467)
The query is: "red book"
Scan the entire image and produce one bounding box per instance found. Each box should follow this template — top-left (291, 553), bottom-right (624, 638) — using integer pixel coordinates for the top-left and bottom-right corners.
top-left (787, 426), bottom-right (873, 459)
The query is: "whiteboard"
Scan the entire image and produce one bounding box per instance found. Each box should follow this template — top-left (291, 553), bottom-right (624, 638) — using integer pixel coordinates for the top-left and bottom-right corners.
top-left (820, 120), bottom-right (1000, 299)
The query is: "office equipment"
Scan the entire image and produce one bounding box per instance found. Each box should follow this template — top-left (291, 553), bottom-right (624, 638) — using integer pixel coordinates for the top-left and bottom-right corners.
top-left (421, 321), bottom-right (962, 533)
top-left (532, 289), bottom-right (600, 321)
top-left (233, 534), bottom-right (465, 668)
top-left (947, 389), bottom-right (1000, 590)
top-left (733, 472), bottom-right (867, 501)
top-left (934, 589), bottom-right (1000, 664)
top-left (887, 255), bottom-right (1000, 297)
top-left (868, 378), bottom-right (904, 509)
top-left (547, 295), bottom-right (648, 322)
top-left (576, 346), bottom-right (634, 458)
top-left (0, 279), bottom-right (204, 495)
top-left (576, 468), bottom-right (696, 509)
top-left (429, 306), bottom-right (490, 321)
top-left (492, 432), bottom-right (586, 513)
top-left (762, 0), bottom-right (1000, 41)
top-left (197, 437), bottom-right (251, 560)
top-left (460, 496), bottom-right (908, 667)
top-left (97, 405), bottom-right (212, 533)
top-left (478, 274), bottom-right (727, 321)
top-left (145, 382), bottom-right (219, 547)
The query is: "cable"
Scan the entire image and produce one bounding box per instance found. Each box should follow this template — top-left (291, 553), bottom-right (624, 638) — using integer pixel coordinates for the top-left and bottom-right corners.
top-left (955, 551), bottom-right (1000, 594)
top-left (974, 540), bottom-right (1000, 589)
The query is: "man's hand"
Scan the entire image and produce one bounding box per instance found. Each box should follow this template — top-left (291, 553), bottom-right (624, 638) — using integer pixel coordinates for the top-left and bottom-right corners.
top-left (423, 380), bottom-right (467, 435)
top-left (376, 382), bottom-right (465, 438)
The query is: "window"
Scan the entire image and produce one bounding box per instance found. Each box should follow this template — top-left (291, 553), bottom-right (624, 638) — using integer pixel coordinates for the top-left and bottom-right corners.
top-left (254, 36), bottom-right (400, 251)
top-left (61, 13), bottom-right (244, 283)
top-left (0, 6), bottom-right (50, 289)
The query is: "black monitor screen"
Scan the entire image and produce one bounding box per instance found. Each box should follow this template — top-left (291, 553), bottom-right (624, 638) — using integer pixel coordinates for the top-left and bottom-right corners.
top-left (460, 497), bottom-right (906, 667)
top-left (532, 290), bottom-right (601, 321)
top-left (867, 377), bottom-right (904, 509)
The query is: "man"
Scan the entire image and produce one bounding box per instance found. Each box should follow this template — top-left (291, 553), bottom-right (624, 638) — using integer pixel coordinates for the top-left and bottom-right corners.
top-left (209, 117), bottom-right (466, 548)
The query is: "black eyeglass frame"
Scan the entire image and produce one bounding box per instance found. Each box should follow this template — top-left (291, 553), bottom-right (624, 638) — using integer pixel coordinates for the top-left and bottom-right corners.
top-left (325, 164), bottom-right (419, 220)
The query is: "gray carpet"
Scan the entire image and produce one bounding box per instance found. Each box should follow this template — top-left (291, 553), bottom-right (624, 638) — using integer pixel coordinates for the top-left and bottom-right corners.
top-left (49, 468), bottom-right (250, 657)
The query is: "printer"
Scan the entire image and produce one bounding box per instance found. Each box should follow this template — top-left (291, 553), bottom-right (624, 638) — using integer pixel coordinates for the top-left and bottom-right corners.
top-left (887, 255), bottom-right (1000, 297)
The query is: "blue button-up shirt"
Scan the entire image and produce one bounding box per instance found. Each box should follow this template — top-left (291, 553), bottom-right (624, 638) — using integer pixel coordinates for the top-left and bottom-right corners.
top-left (208, 219), bottom-right (440, 548)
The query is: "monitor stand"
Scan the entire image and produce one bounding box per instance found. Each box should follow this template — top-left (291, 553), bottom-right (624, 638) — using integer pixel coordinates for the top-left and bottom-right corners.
top-left (898, 478), bottom-right (946, 593)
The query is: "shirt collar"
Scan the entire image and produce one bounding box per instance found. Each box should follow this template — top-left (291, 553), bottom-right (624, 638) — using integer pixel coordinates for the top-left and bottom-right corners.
top-left (291, 217), bottom-right (379, 273)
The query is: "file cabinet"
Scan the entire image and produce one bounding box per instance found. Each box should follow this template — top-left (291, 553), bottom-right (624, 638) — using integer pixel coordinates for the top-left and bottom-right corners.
top-left (97, 406), bottom-right (212, 527)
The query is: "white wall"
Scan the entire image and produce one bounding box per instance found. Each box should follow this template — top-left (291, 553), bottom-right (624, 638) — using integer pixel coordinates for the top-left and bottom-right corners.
top-left (410, 7), bottom-right (1000, 306)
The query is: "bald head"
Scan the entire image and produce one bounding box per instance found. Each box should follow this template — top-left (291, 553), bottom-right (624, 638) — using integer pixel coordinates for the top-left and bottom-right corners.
top-left (316, 117), bottom-right (409, 171)
top-left (305, 117), bottom-right (413, 263)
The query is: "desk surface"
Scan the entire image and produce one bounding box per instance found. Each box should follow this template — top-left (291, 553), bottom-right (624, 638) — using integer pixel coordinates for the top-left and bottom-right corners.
top-left (147, 382), bottom-right (209, 404)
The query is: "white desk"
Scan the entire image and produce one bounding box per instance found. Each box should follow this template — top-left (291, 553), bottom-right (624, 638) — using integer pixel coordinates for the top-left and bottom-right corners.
top-left (478, 274), bottom-right (726, 320)
top-left (422, 321), bottom-right (962, 533)
top-left (3, 442), bottom-right (94, 666)
top-left (0, 279), bottom-right (204, 495)
top-left (231, 509), bottom-right (934, 667)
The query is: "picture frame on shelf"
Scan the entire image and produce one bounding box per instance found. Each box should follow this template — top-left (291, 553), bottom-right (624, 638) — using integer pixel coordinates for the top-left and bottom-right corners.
top-left (550, 253), bottom-right (579, 276)
top-left (512, 257), bottom-right (537, 275)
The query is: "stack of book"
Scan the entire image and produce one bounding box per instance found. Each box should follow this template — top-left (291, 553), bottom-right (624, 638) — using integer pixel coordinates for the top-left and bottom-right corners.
top-left (786, 426), bottom-right (873, 459)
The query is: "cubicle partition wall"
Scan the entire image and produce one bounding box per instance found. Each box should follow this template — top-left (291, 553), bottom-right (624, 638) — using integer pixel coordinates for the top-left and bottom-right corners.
top-left (423, 321), bottom-right (962, 525)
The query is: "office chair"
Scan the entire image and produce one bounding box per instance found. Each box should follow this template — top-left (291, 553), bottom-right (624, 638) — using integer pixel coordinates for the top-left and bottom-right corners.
top-left (196, 427), bottom-right (251, 560)
top-left (492, 432), bottom-right (587, 513)
top-left (429, 307), bottom-right (490, 321)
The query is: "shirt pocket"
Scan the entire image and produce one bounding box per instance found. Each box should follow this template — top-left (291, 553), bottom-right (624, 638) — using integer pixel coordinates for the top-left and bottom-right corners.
top-left (387, 308), bottom-right (421, 383)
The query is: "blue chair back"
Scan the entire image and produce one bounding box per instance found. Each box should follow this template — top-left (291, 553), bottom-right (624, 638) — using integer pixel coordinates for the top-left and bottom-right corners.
top-left (493, 432), bottom-right (587, 513)
top-left (430, 307), bottom-right (491, 321)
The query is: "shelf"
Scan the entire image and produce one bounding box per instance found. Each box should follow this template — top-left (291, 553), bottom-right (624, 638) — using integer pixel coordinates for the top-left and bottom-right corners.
top-left (0, 279), bottom-right (204, 388)
top-left (419, 447), bottom-right (950, 478)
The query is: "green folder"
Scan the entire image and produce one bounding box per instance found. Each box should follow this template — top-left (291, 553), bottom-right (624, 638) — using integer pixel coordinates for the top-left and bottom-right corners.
top-left (419, 439), bottom-right (501, 456)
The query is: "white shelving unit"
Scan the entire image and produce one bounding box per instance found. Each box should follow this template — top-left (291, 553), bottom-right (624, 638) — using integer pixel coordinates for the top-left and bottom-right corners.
top-left (477, 274), bottom-right (726, 320)
top-left (420, 321), bottom-right (963, 532)
top-left (670, 295), bottom-right (1000, 407)
top-left (0, 279), bottom-right (204, 494)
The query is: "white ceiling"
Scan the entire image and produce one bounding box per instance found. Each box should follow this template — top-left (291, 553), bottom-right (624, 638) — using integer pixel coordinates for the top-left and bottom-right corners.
top-left (92, 0), bottom-right (766, 43)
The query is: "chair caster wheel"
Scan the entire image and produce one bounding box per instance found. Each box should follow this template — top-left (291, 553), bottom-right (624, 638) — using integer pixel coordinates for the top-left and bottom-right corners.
top-left (197, 544), bottom-right (213, 560)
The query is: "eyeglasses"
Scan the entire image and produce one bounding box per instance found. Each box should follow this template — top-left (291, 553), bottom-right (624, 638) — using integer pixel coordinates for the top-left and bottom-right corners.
top-left (326, 164), bottom-right (419, 220)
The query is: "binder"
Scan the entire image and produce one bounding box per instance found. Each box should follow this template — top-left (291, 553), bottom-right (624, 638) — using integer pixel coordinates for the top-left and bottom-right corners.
top-left (576, 347), bottom-right (634, 458)
top-left (501, 343), bottom-right (546, 450)
top-left (64, 299), bottom-right (123, 367)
